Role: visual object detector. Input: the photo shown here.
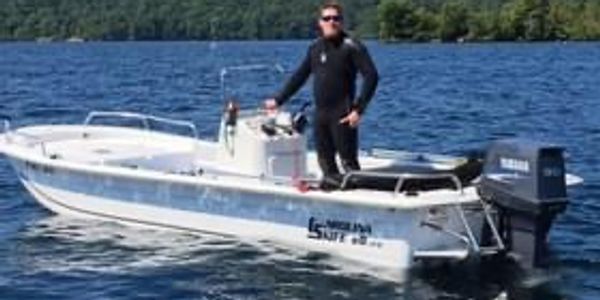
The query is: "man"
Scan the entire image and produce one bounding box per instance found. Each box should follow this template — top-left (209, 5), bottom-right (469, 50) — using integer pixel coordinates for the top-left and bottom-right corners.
top-left (265, 2), bottom-right (379, 189)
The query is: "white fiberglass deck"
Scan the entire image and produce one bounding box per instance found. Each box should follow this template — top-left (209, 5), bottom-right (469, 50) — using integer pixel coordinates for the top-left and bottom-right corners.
top-left (1, 124), bottom-right (481, 210)
top-left (0, 111), bottom-right (506, 272)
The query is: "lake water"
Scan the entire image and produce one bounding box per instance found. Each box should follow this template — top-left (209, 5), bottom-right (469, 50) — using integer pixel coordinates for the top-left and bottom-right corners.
top-left (0, 41), bottom-right (599, 299)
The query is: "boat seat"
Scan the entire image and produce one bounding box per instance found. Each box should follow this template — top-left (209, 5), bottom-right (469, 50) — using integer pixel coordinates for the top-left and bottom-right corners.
top-left (341, 158), bottom-right (483, 193)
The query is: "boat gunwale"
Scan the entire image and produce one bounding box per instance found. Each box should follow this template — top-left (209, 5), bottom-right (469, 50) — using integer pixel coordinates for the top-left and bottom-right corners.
top-left (0, 126), bottom-right (480, 210)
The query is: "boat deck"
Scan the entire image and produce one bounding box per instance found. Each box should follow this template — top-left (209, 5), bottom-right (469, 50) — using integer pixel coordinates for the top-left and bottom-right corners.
top-left (1, 124), bottom-right (483, 209)
top-left (45, 138), bottom-right (179, 163)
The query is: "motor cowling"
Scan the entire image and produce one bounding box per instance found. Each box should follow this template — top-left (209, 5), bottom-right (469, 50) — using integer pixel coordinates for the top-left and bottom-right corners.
top-left (478, 139), bottom-right (568, 268)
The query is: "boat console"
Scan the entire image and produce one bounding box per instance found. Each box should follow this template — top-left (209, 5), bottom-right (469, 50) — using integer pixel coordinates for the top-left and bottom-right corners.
top-left (216, 105), bottom-right (308, 179)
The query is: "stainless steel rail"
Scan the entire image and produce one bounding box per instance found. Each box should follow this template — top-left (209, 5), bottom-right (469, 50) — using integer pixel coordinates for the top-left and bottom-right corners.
top-left (8, 131), bottom-right (48, 156)
top-left (219, 64), bottom-right (285, 101)
top-left (339, 170), bottom-right (464, 196)
top-left (337, 168), bottom-right (507, 258)
top-left (84, 111), bottom-right (199, 139)
top-left (454, 204), bottom-right (480, 253)
top-left (1, 118), bottom-right (49, 156)
top-left (370, 148), bottom-right (461, 164)
top-left (480, 199), bottom-right (506, 251)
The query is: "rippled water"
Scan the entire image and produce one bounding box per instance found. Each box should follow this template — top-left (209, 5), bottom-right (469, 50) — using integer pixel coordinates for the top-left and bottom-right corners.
top-left (0, 41), bottom-right (599, 299)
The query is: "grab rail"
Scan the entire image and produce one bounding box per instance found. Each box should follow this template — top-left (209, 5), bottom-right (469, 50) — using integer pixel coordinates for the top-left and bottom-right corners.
top-left (8, 131), bottom-right (48, 156)
top-left (0, 117), bottom-right (47, 156)
top-left (394, 173), bottom-right (463, 195)
top-left (84, 111), bottom-right (199, 139)
top-left (371, 148), bottom-right (466, 166)
top-left (220, 64), bottom-right (285, 101)
top-left (339, 171), bottom-right (464, 196)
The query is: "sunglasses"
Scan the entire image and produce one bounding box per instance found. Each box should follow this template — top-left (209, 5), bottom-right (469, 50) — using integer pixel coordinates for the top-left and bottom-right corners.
top-left (321, 15), bottom-right (343, 23)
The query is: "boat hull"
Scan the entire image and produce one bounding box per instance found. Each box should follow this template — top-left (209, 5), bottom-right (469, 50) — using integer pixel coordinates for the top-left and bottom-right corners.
top-left (8, 155), bottom-right (483, 272)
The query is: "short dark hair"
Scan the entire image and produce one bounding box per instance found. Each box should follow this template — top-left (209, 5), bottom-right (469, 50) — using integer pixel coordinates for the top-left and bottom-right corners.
top-left (320, 1), bottom-right (344, 16)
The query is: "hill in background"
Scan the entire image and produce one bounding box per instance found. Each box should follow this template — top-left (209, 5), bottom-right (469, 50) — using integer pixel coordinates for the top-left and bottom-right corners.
top-left (0, 0), bottom-right (598, 42)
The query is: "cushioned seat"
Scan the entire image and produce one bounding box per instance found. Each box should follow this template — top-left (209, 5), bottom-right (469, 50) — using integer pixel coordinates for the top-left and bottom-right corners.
top-left (342, 158), bottom-right (483, 193)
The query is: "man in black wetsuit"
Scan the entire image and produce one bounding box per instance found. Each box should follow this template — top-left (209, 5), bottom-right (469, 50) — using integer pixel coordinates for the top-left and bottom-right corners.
top-left (265, 2), bottom-right (379, 189)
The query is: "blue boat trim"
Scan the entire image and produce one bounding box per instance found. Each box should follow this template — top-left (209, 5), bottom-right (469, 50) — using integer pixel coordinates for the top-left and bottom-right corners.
top-left (26, 181), bottom-right (236, 238)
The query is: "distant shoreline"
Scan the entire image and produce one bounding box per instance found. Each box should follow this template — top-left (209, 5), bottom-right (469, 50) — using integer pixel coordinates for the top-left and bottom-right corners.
top-left (3, 0), bottom-right (599, 46)
top-left (1, 38), bottom-right (598, 44)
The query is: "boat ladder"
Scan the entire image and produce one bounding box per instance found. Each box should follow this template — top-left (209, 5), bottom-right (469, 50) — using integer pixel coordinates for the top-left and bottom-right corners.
top-left (340, 170), bottom-right (506, 260)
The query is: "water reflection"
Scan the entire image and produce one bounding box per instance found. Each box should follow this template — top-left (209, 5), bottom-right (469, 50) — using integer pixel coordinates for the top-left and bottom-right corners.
top-left (4, 215), bottom-right (568, 299)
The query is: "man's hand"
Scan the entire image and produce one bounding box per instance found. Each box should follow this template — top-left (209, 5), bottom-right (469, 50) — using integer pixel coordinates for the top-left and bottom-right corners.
top-left (264, 99), bottom-right (278, 111)
top-left (339, 110), bottom-right (361, 128)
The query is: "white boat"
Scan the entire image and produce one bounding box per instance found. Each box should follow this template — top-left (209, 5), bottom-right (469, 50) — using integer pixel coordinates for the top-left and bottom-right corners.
top-left (0, 107), bottom-right (582, 273)
top-left (0, 67), bottom-right (582, 275)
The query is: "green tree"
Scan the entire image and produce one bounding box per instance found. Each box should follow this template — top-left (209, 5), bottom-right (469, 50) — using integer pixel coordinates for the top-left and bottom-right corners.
top-left (378, 0), bottom-right (419, 41)
top-left (438, 1), bottom-right (470, 42)
top-left (468, 10), bottom-right (501, 41)
top-left (413, 7), bottom-right (438, 41)
top-left (1, 0), bottom-right (599, 42)
top-left (498, 0), bottom-right (550, 40)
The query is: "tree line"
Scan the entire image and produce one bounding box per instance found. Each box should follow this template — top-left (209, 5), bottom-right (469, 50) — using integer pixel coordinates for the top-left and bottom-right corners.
top-left (378, 0), bottom-right (600, 42)
top-left (0, 0), bottom-right (598, 42)
top-left (0, 0), bottom-right (378, 41)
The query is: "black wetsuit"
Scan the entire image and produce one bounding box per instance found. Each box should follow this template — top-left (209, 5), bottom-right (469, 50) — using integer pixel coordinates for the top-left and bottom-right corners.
top-left (274, 32), bottom-right (379, 178)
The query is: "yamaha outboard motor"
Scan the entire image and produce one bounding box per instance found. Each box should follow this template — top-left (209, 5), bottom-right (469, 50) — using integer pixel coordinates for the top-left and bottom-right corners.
top-left (479, 139), bottom-right (568, 269)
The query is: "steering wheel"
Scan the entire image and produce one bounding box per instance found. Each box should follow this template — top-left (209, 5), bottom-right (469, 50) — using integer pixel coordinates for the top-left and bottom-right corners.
top-left (261, 101), bottom-right (311, 137)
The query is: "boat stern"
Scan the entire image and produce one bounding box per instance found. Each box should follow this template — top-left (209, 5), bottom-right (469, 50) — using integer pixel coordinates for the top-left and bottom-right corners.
top-left (479, 139), bottom-right (582, 268)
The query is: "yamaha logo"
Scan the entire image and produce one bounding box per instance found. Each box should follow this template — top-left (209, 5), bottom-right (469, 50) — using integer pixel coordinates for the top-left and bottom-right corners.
top-left (499, 157), bottom-right (530, 173)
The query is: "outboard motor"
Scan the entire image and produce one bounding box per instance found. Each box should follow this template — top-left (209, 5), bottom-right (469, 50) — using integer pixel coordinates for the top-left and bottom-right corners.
top-left (479, 139), bottom-right (568, 268)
